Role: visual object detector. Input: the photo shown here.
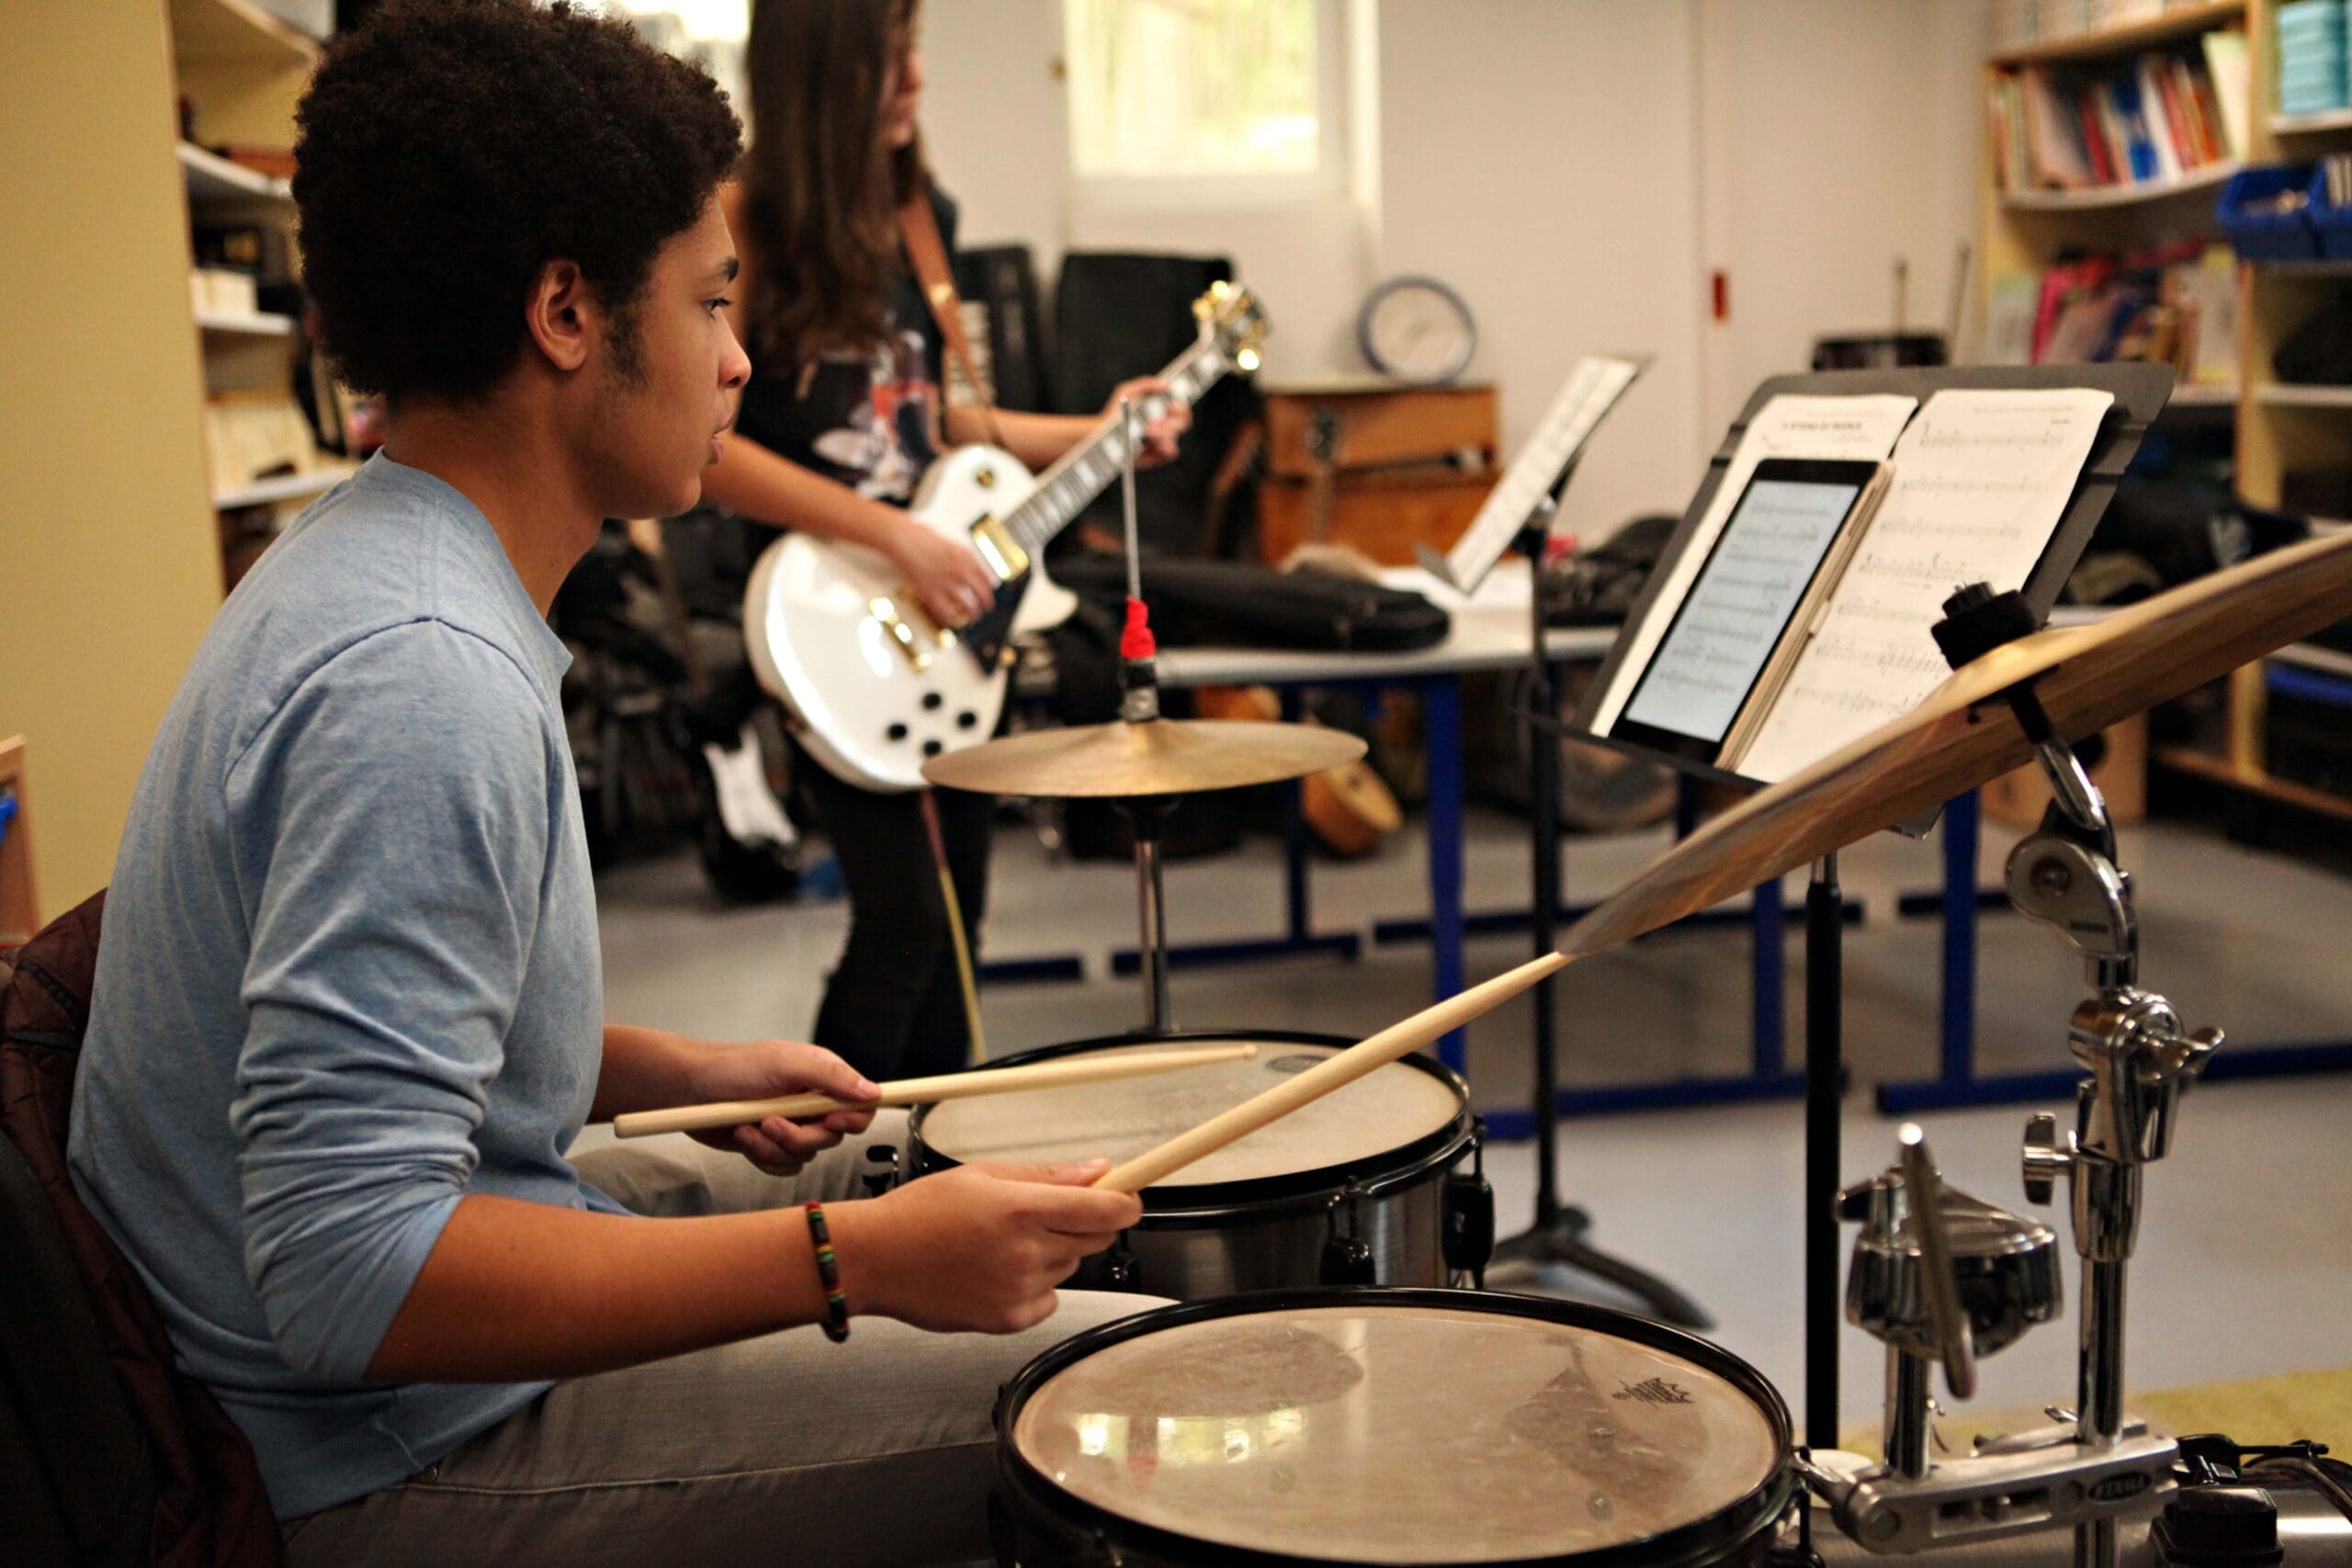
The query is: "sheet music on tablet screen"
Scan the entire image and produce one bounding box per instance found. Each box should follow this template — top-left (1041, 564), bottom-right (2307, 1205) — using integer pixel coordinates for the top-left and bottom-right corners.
top-left (1620, 479), bottom-right (1864, 744)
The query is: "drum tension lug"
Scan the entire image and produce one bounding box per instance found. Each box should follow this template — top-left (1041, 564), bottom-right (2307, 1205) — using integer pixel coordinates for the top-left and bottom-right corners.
top-left (1101, 1231), bottom-right (1142, 1292)
top-left (1320, 1181), bottom-right (1376, 1287)
top-left (862, 1144), bottom-right (899, 1199)
top-left (1444, 1116), bottom-right (1496, 1289)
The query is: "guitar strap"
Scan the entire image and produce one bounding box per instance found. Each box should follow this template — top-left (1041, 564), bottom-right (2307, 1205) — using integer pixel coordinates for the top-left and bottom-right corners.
top-left (896, 189), bottom-right (1009, 452)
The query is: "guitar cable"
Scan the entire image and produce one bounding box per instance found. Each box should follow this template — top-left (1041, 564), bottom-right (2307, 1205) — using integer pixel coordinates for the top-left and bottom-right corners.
top-left (916, 787), bottom-right (989, 1066)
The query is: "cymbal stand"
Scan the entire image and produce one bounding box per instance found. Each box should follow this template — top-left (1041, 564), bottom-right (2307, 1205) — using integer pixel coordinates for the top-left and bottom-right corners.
top-left (1121, 797), bottom-right (1174, 1032)
top-left (1804, 584), bottom-right (2222, 1562)
top-left (1115, 395), bottom-right (1175, 1033)
top-left (1486, 486), bottom-right (1712, 1330)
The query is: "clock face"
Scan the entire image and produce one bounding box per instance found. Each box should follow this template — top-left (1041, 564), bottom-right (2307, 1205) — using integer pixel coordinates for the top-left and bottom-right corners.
top-left (1360, 276), bottom-right (1475, 385)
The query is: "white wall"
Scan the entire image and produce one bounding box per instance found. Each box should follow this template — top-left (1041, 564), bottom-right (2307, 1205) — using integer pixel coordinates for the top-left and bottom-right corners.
top-left (1696, 0), bottom-right (1994, 443)
top-left (917, 0), bottom-right (1992, 541)
top-left (1375, 0), bottom-right (1711, 545)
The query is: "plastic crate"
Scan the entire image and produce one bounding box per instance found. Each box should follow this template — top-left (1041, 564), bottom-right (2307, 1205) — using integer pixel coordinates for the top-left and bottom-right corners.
top-left (2219, 164), bottom-right (2323, 259)
top-left (2311, 165), bottom-right (2352, 257)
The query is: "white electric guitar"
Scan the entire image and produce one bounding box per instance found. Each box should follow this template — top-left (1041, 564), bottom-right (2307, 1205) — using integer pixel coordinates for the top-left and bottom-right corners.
top-left (744, 282), bottom-right (1269, 792)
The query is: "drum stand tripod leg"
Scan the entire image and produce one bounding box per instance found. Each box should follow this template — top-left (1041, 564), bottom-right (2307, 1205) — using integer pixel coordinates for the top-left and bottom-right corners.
top-left (1487, 517), bottom-right (1711, 1330)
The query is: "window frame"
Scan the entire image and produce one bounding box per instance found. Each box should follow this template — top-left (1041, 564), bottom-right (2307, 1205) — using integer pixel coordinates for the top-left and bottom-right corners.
top-left (1061, 0), bottom-right (1351, 215)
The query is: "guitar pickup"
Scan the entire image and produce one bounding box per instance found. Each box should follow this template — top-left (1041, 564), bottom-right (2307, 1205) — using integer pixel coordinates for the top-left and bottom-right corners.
top-left (869, 594), bottom-right (953, 673)
top-left (969, 517), bottom-right (1029, 582)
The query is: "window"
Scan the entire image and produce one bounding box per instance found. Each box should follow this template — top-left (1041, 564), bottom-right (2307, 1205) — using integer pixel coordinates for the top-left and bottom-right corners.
top-left (587, 0), bottom-right (748, 111)
top-left (1064, 0), bottom-right (1324, 180)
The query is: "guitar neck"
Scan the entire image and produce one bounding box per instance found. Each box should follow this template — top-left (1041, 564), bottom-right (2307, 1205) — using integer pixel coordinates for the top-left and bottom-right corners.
top-left (1006, 335), bottom-right (1229, 557)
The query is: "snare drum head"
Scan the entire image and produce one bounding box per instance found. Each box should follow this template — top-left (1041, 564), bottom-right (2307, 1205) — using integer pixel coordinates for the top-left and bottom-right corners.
top-left (1010, 1302), bottom-right (1783, 1564)
top-left (922, 1040), bottom-right (1462, 1187)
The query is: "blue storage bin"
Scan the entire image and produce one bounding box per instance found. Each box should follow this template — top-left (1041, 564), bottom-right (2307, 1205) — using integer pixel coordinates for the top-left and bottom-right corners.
top-left (2219, 164), bottom-right (2322, 260)
top-left (2310, 166), bottom-right (2352, 258)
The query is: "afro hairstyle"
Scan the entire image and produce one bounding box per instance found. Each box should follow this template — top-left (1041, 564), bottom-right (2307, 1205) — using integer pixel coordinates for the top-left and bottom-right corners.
top-left (293, 0), bottom-right (741, 401)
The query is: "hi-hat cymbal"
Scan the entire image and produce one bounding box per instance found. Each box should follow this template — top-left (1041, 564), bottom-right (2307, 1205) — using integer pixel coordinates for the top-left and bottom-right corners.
top-left (1563, 529), bottom-right (2352, 960)
top-left (922, 717), bottom-right (1367, 798)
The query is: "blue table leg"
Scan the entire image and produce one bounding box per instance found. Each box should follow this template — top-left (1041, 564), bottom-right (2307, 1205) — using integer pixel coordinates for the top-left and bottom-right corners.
top-left (1940, 790), bottom-right (1980, 1091)
top-left (1751, 874), bottom-right (1786, 1078)
top-left (1425, 675), bottom-right (1467, 1072)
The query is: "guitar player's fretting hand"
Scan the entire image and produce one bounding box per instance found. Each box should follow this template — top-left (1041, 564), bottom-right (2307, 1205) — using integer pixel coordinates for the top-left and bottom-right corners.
top-left (888, 513), bottom-right (997, 627)
top-left (1106, 376), bottom-right (1191, 468)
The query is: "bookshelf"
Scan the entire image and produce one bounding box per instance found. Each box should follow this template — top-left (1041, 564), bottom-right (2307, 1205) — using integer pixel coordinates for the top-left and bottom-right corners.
top-left (1997, 159), bottom-right (2241, 209)
top-left (1980, 0), bottom-right (2352, 826)
top-left (168, 0), bottom-right (332, 591)
top-left (1995, 1), bottom-right (2248, 67)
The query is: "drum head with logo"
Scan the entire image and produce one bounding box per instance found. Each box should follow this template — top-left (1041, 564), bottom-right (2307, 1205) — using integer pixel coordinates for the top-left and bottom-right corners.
top-left (921, 1039), bottom-right (1462, 1188)
top-left (1004, 1294), bottom-right (1788, 1565)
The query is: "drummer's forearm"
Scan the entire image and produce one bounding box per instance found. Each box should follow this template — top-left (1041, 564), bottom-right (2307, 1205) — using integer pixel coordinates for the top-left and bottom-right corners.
top-left (365, 1193), bottom-right (903, 1382)
top-left (592, 1022), bottom-right (713, 1122)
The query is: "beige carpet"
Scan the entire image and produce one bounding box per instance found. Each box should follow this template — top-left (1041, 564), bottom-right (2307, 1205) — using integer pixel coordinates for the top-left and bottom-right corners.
top-left (1840, 1366), bottom-right (2352, 1455)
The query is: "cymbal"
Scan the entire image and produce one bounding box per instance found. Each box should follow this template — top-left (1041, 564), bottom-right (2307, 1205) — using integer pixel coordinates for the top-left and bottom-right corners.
top-left (922, 717), bottom-right (1368, 798)
top-left (1562, 529), bottom-right (2352, 961)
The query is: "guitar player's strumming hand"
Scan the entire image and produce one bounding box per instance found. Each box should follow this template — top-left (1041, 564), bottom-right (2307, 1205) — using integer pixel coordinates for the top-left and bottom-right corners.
top-left (888, 511), bottom-right (997, 627)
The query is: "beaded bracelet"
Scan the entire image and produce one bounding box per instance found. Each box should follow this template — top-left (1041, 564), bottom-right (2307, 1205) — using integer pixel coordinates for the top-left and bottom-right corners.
top-left (803, 1201), bottom-right (850, 1342)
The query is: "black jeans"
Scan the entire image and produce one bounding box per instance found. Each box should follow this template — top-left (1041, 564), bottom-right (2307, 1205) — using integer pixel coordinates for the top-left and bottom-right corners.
top-left (796, 755), bottom-right (992, 1082)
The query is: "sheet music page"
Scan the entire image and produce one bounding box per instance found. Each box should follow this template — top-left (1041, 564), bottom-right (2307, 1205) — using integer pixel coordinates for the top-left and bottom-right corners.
top-left (1735, 387), bottom-right (2114, 783)
top-left (1590, 394), bottom-right (1917, 734)
top-left (1442, 355), bottom-right (1645, 591)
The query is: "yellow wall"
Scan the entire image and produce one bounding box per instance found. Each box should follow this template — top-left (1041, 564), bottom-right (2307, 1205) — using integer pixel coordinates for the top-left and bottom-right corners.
top-left (0, 2), bottom-right (222, 914)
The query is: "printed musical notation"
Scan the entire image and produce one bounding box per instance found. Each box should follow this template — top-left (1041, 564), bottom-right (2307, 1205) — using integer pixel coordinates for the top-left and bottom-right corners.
top-left (1591, 393), bottom-right (1917, 735)
top-left (1622, 478), bottom-right (1863, 744)
top-left (1737, 387), bottom-right (2112, 783)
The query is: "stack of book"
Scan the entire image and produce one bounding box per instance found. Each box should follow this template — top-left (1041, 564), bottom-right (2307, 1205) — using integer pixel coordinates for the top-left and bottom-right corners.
top-left (1990, 39), bottom-right (2249, 193)
top-left (2278, 0), bottom-right (2349, 117)
top-left (1981, 242), bottom-right (2239, 390)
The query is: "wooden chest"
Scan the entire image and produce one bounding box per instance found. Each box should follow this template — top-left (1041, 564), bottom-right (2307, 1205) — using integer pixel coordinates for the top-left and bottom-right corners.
top-left (1256, 379), bottom-right (1499, 566)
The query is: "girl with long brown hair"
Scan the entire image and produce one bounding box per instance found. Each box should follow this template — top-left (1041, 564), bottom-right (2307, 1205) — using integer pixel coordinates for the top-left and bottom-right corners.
top-left (704, 0), bottom-right (1187, 1082)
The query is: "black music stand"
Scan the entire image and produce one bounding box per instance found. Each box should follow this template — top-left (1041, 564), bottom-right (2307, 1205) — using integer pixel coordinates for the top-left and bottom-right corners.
top-left (1566, 363), bottom-right (2173, 1452)
top-left (1485, 493), bottom-right (1713, 1328)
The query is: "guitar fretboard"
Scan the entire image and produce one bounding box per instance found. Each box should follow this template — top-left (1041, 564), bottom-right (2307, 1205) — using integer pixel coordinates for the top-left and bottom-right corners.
top-left (1005, 336), bottom-right (1228, 557)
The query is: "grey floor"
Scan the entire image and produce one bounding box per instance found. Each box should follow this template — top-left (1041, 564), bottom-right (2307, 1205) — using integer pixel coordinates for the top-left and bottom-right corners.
top-left (594, 803), bottom-right (2352, 1431)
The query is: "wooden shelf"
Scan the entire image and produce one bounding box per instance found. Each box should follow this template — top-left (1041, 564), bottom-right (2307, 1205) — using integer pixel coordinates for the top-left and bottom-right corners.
top-left (2169, 381), bottom-right (2242, 405)
top-left (177, 141), bottom-right (288, 205)
top-left (1994, 1), bottom-right (2245, 66)
top-left (2272, 107), bottom-right (2352, 137)
top-left (196, 309), bottom-right (294, 337)
top-left (2001, 161), bottom-right (2240, 211)
top-left (2252, 257), bottom-right (2352, 276)
top-left (212, 465), bottom-right (355, 511)
top-left (2256, 383), bottom-right (2352, 407)
top-left (169, 0), bottom-right (318, 69)
top-left (2154, 743), bottom-right (2352, 820)
top-left (2271, 640), bottom-right (2352, 680)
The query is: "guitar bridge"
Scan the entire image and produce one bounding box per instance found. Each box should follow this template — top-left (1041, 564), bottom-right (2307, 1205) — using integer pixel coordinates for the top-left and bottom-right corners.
top-left (969, 516), bottom-right (1029, 582)
top-left (870, 594), bottom-right (954, 673)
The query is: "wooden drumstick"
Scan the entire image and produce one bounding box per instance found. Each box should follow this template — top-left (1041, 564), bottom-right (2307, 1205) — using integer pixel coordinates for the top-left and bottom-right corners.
top-left (614, 1042), bottom-right (1260, 1139)
top-left (1093, 953), bottom-right (1568, 1192)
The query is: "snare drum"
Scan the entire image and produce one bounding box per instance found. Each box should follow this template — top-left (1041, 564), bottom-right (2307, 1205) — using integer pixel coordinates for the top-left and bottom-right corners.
top-left (909, 1032), bottom-right (1487, 1299)
top-left (993, 1288), bottom-right (1800, 1567)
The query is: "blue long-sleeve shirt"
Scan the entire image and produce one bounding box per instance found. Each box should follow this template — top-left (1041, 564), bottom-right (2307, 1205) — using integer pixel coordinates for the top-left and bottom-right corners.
top-left (70, 454), bottom-right (621, 1519)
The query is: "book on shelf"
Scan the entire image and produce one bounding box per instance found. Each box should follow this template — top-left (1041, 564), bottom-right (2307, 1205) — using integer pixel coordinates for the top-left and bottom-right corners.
top-left (1587, 389), bottom-right (2114, 784)
top-left (1986, 241), bottom-right (2236, 390)
top-left (1990, 42), bottom-right (2245, 197)
top-left (2200, 30), bottom-right (2251, 155)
